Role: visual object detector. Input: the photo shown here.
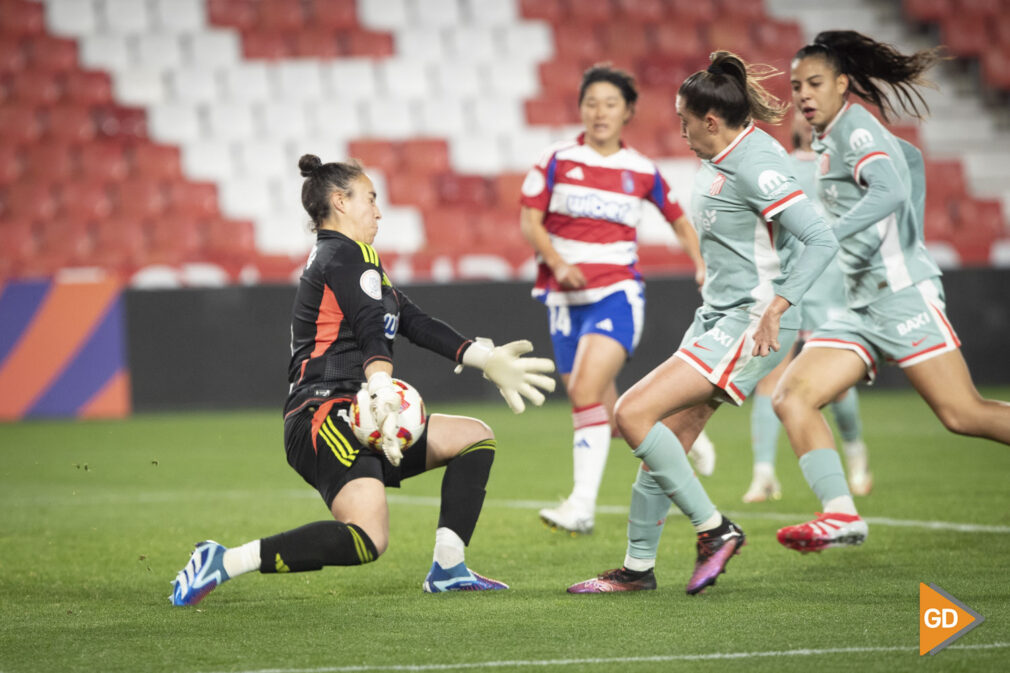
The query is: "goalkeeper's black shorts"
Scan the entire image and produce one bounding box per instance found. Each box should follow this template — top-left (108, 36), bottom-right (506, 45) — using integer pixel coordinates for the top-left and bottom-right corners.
top-left (283, 396), bottom-right (428, 508)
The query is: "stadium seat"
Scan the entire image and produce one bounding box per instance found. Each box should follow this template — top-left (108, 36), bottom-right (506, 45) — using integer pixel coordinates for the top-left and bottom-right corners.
top-left (525, 96), bottom-right (579, 126)
top-left (36, 218), bottom-right (94, 267)
top-left (44, 0), bottom-right (99, 37)
top-left (445, 26), bottom-right (496, 62)
top-left (166, 180), bottom-right (220, 219)
top-left (0, 218), bottom-right (37, 276)
top-left (275, 61), bottom-right (326, 100)
top-left (58, 180), bottom-right (114, 222)
top-left (26, 35), bottom-right (78, 72)
top-left (491, 172), bottom-right (526, 207)
top-left (358, 0), bottom-right (408, 29)
top-left (669, 0), bottom-right (717, 23)
top-left (465, 0), bottom-right (518, 26)
top-left (431, 61), bottom-right (482, 99)
top-left (218, 176), bottom-right (272, 219)
top-left (600, 21), bottom-right (653, 60)
top-left (79, 142), bottom-right (129, 183)
top-left (553, 23), bottom-right (604, 62)
top-left (401, 139), bottom-right (451, 174)
top-left (342, 29), bottom-right (395, 58)
top-left (103, 0), bottom-right (152, 33)
top-left (651, 23), bottom-right (704, 59)
top-left (942, 15), bottom-right (987, 57)
top-left (376, 59), bottom-right (431, 98)
top-left (566, 0), bottom-right (614, 24)
top-left (115, 178), bottom-right (167, 220)
top-left (387, 171), bottom-right (439, 211)
top-left (45, 104), bottom-right (97, 143)
top-left (61, 70), bottom-right (113, 105)
top-left (80, 34), bottom-right (131, 72)
top-left (93, 104), bottom-right (147, 140)
top-left (167, 66), bottom-right (221, 103)
top-left (257, 101), bottom-right (313, 141)
top-left (204, 103), bottom-right (256, 141)
top-left (519, 0), bottom-right (565, 22)
top-left (716, 0), bottom-right (767, 21)
top-left (753, 20), bottom-right (804, 61)
top-left (134, 34), bottom-right (184, 72)
top-left (258, 0), bottom-right (305, 30)
top-left (415, 99), bottom-right (468, 137)
top-left (347, 139), bottom-right (402, 174)
top-left (421, 205), bottom-right (479, 254)
top-left (0, 39), bottom-right (26, 73)
top-left (144, 216), bottom-right (203, 265)
top-left (621, 125), bottom-right (664, 158)
top-left (956, 0), bottom-right (1002, 17)
top-left (436, 173), bottom-right (493, 208)
top-left (130, 142), bottom-right (183, 181)
top-left (616, 0), bottom-right (667, 22)
top-left (0, 144), bottom-right (23, 186)
top-left (186, 30), bottom-right (243, 68)
top-left (239, 140), bottom-right (287, 179)
top-left (448, 136), bottom-right (505, 175)
top-left (471, 98), bottom-right (525, 134)
top-left (113, 67), bottom-right (168, 107)
top-left (221, 63), bottom-right (272, 102)
top-left (982, 46), bottom-right (1010, 91)
top-left (925, 160), bottom-right (968, 205)
top-left (208, 0), bottom-right (257, 30)
top-left (181, 140), bottom-right (237, 182)
top-left (0, 103), bottom-right (42, 144)
top-left (293, 30), bottom-right (342, 58)
top-left (706, 21), bottom-right (756, 54)
top-left (151, 0), bottom-right (204, 32)
top-left (241, 30), bottom-right (292, 59)
top-left (202, 218), bottom-right (257, 261)
top-left (903, 0), bottom-right (953, 22)
top-left (413, 0), bottom-right (461, 27)
top-left (10, 70), bottom-right (62, 106)
top-left (90, 216), bottom-right (146, 272)
top-left (24, 142), bottom-right (76, 182)
top-left (6, 180), bottom-right (58, 220)
top-left (485, 60), bottom-right (541, 98)
top-left (308, 0), bottom-right (357, 29)
top-left (538, 58), bottom-right (588, 99)
top-left (0, 0), bottom-right (44, 36)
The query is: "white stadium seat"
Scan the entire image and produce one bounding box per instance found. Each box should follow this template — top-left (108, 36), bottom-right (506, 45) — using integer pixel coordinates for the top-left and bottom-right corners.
top-left (273, 61), bottom-right (325, 102)
top-left (204, 102), bottom-right (257, 140)
top-left (431, 61), bottom-right (481, 99)
top-left (257, 101), bottom-right (312, 141)
top-left (304, 99), bottom-right (362, 141)
top-left (415, 98), bottom-right (468, 137)
top-left (113, 67), bottom-right (167, 106)
top-left (464, 0), bottom-right (518, 26)
top-left (44, 0), bottom-right (98, 37)
top-left (449, 134), bottom-right (504, 175)
top-left (471, 98), bottom-right (524, 134)
top-left (322, 59), bottom-right (379, 100)
top-left (361, 99), bottom-right (417, 139)
top-left (376, 59), bottom-right (432, 98)
top-left (483, 60), bottom-right (540, 97)
top-left (220, 177), bottom-right (273, 219)
top-left (101, 0), bottom-right (151, 34)
top-left (148, 102), bottom-right (202, 143)
top-left (499, 21), bottom-right (554, 62)
top-left (80, 34), bottom-right (132, 71)
top-left (151, 0), bottom-right (205, 32)
top-left (445, 26), bottom-right (499, 62)
top-left (392, 28), bottom-right (447, 64)
top-left (372, 206), bottom-right (425, 254)
top-left (500, 126), bottom-right (557, 171)
top-left (185, 31), bottom-right (241, 69)
top-left (222, 64), bottom-right (272, 102)
top-left (134, 34), bottom-right (184, 71)
top-left (180, 141), bottom-right (236, 182)
top-left (239, 140), bottom-right (288, 180)
top-left (411, 0), bottom-right (461, 27)
top-left (358, 0), bottom-right (409, 30)
top-left (168, 66), bottom-right (222, 103)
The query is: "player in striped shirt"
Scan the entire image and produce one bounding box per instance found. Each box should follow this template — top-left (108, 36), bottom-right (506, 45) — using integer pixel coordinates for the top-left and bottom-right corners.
top-left (775, 31), bottom-right (1010, 553)
top-left (568, 52), bottom-right (837, 595)
top-left (520, 64), bottom-right (707, 535)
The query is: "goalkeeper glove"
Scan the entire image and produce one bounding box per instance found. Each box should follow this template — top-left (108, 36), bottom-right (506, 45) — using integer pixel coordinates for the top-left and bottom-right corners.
top-left (367, 371), bottom-right (403, 466)
top-left (457, 338), bottom-right (556, 413)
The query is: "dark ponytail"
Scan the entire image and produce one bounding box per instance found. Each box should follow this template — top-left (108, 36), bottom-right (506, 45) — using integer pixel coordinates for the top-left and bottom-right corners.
top-left (794, 30), bottom-right (945, 121)
top-left (678, 51), bottom-right (787, 128)
top-left (298, 154), bottom-right (364, 232)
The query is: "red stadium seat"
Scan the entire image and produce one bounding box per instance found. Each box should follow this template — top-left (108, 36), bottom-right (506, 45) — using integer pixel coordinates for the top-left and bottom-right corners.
top-left (0, 0), bottom-right (44, 36)
top-left (421, 206), bottom-right (478, 254)
top-left (293, 30), bottom-right (341, 58)
top-left (0, 219), bottom-right (37, 269)
top-left (923, 201), bottom-right (954, 241)
top-left (553, 23), bottom-right (605, 62)
top-left (23, 142), bottom-right (76, 182)
top-left (5, 180), bottom-right (58, 220)
top-left (61, 70), bottom-right (113, 105)
top-left (341, 29), bottom-right (394, 58)
top-left (753, 20), bottom-right (804, 62)
top-left (307, 0), bottom-right (357, 29)
top-left (632, 85), bottom-right (678, 130)
top-left (130, 142), bottom-right (183, 181)
top-left (79, 142), bottom-right (129, 183)
top-left (888, 124), bottom-right (922, 147)
top-left (114, 178), bottom-right (167, 219)
top-left (616, 0), bottom-right (666, 22)
top-left (436, 173), bottom-right (492, 208)
top-left (9, 70), bottom-right (62, 105)
top-left (994, 13), bottom-right (1010, 46)
top-left (925, 160), bottom-right (967, 205)
top-left (347, 139), bottom-right (402, 174)
top-left (387, 171), bottom-right (439, 211)
top-left (26, 35), bottom-right (78, 72)
top-left (538, 58), bottom-right (587, 99)
top-left (36, 218), bottom-right (93, 267)
top-left (208, 0), bottom-right (257, 30)
top-left (519, 0), bottom-right (565, 22)
top-left (91, 217), bottom-right (146, 271)
top-left (903, 0), bottom-right (953, 22)
top-left (93, 105), bottom-right (147, 140)
top-left (706, 21), bottom-right (756, 54)
top-left (491, 173), bottom-right (526, 208)
top-left (942, 15), bottom-right (987, 57)
top-left (715, 0), bottom-right (766, 21)
top-left (44, 103), bottom-right (97, 143)
top-left (241, 30), bottom-right (292, 59)
top-left (636, 55), bottom-right (692, 90)
top-left (621, 125), bottom-right (663, 158)
top-left (566, 0), bottom-right (614, 24)
top-left (401, 139), bottom-right (450, 174)
top-left (525, 96), bottom-right (580, 125)
top-left (0, 143), bottom-right (23, 186)
top-left (600, 21), bottom-right (653, 59)
top-left (669, 0), bottom-right (717, 23)
top-left (982, 46), bottom-right (1010, 90)
top-left (202, 218), bottom-right (256, 261)
top-left (165, 180), bottom-right (220, 219)
top-left (144, 216), bottom-right (203, 265)
top-left (956, 0), bottom-right (1002, 17)
top-left (0, 103), bottom-right (42, 144)
top-left (651, 23), bottom-right (704, 60)
top-left (258, 0), bottom-right (306, 30)
top-left (58, 181), bottom-right (114, 222)
top-left (0, 38), bottom-right (26, 73)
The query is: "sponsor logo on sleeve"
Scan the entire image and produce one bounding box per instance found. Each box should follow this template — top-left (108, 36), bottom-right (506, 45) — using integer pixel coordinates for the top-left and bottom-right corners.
top-left (849, 127), bottom-right (874, 152)
top-left (757, 170), bottom-right (789, 197)
top-left (521, 169), bottom-right (546, 197)
top-left (383, 312), bottom-right (399, 339)
top-left (359, 269), bottom-right (382, 300)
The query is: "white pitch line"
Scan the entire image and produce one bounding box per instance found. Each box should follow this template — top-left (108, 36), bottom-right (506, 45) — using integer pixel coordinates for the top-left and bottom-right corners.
top-left (206, 642), bottom-right (1010, 673)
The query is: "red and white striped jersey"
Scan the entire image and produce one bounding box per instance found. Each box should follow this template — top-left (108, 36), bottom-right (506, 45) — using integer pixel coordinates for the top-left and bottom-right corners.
top-left (520, 133), bottom-right (684, 306)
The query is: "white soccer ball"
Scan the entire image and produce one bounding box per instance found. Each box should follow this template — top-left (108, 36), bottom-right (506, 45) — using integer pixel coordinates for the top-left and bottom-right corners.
top-left (350, 378), bottom-right (427, 454)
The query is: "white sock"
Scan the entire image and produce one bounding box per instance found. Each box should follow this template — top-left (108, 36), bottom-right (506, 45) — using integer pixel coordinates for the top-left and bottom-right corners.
top-left (694, 510), bottom-right (723, 533)
top-left (433, 527), bottom-right (465, 568)
top-left (222, 540), bottom-right (260, 578)
top-left (842, 439), bottom-right (868, 475)
top-left (824, 495), bottom-right (859, 516)
top-left (623, 554), bottom-right (655, 572)
top-left (753, 461), bottom-right (776, 480)
top-left (570, 404), bottom-right (611, 512)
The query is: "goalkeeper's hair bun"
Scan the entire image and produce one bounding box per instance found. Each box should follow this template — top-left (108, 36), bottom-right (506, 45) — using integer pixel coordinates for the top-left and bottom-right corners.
top-left (299, 155), bottom-right (365, 232)
top-left (299, 154), bottom-right (323, 178)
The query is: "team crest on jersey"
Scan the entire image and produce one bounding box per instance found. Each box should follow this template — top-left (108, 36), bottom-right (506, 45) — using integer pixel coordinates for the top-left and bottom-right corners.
top-left (819, 153), bottom-right (831, 175)
top-left (621, 170), bottom-right (635, 194)
top-left (359, 269), bottom-right (382, 300)
top-left (521, 169), bottom-right (546, 197)
top-left (757, 170), bottom-right (788, 197)
top-left (849, 128), bottom-right (874, 152)
top-left (709, 173), bottom-right (726, 196)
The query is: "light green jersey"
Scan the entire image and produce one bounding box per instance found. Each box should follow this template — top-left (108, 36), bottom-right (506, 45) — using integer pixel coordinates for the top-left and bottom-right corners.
top-left (691, 125), bottom-right (836, 330)
top-left (790, 150), bottom-right (846, 314)
top-left (812, 102), bottom-right (939, 308)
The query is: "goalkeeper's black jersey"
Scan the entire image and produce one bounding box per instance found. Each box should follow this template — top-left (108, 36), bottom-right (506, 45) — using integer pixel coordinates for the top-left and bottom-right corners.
top-left (285, 229), bottom-right (471, 415)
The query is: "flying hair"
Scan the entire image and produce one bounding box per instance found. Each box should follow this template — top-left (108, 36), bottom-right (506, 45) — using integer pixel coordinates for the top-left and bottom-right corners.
top-left (794, 30), bottom-right (946, 121)
top-left (297, 154), bottom-right (364, 232)
top-left (678, 51), bottom-right (788, 127)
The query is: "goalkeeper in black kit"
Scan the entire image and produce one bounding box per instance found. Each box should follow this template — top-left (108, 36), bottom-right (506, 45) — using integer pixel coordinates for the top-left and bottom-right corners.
top-left (170, 155), bottom-right (556, 605)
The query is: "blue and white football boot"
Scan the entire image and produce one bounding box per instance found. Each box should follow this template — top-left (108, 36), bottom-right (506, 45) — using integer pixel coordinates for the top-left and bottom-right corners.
top-left (170, 540), bottom-right (230, 606)
top-left (422, 561), bottom-right (509, 593)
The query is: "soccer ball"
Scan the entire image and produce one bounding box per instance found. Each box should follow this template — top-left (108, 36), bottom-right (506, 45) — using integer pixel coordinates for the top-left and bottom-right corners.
top-left (350, 378), bottom-right (427, 453)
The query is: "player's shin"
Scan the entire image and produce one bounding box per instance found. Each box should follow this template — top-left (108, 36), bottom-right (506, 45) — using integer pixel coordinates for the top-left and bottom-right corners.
top-left (570, 404), bottom-right (611, 512)
top-left (258, 520), bottom-right (378, 573)
top-left (799, 448), bottom-right (857, 515)
top-left (437, 439), bottom-right (496, 548)
top-left (632, 423), bottom-right (720, 532)
top-left (624, 466), bottom-right (672, 571)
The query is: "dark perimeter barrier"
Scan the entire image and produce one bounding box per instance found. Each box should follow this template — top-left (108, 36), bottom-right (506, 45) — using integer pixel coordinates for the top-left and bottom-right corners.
top-left (125, 268), bottom-right (1010, 412)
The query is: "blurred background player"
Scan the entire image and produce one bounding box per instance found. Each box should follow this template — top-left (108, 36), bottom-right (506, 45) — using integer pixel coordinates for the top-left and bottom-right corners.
top-left (170, 156), bottom-right (555, 605)
top-left (519, 63), bottom-right (711, 535)
top-left (567, 52), bottom-right (837, 595)
top-left (775, 31), bottom-right (1010, 553)
top-left (743, 110), bottom-right (871, 504)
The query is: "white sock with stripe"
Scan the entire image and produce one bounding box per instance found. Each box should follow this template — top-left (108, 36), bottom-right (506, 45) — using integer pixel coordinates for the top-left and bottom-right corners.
top-left (569, 403), bottom-right (611, 513)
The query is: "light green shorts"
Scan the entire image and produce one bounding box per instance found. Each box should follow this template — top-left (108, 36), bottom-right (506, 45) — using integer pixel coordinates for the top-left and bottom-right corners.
top-left (675, 306), bottom-right (798, 406)
top-left (806, 277), bottom-right (960, 381)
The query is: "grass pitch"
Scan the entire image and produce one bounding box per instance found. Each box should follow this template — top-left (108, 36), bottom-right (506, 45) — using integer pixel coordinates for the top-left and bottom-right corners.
top-left (1, 387), bottom-right (1009, 673)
